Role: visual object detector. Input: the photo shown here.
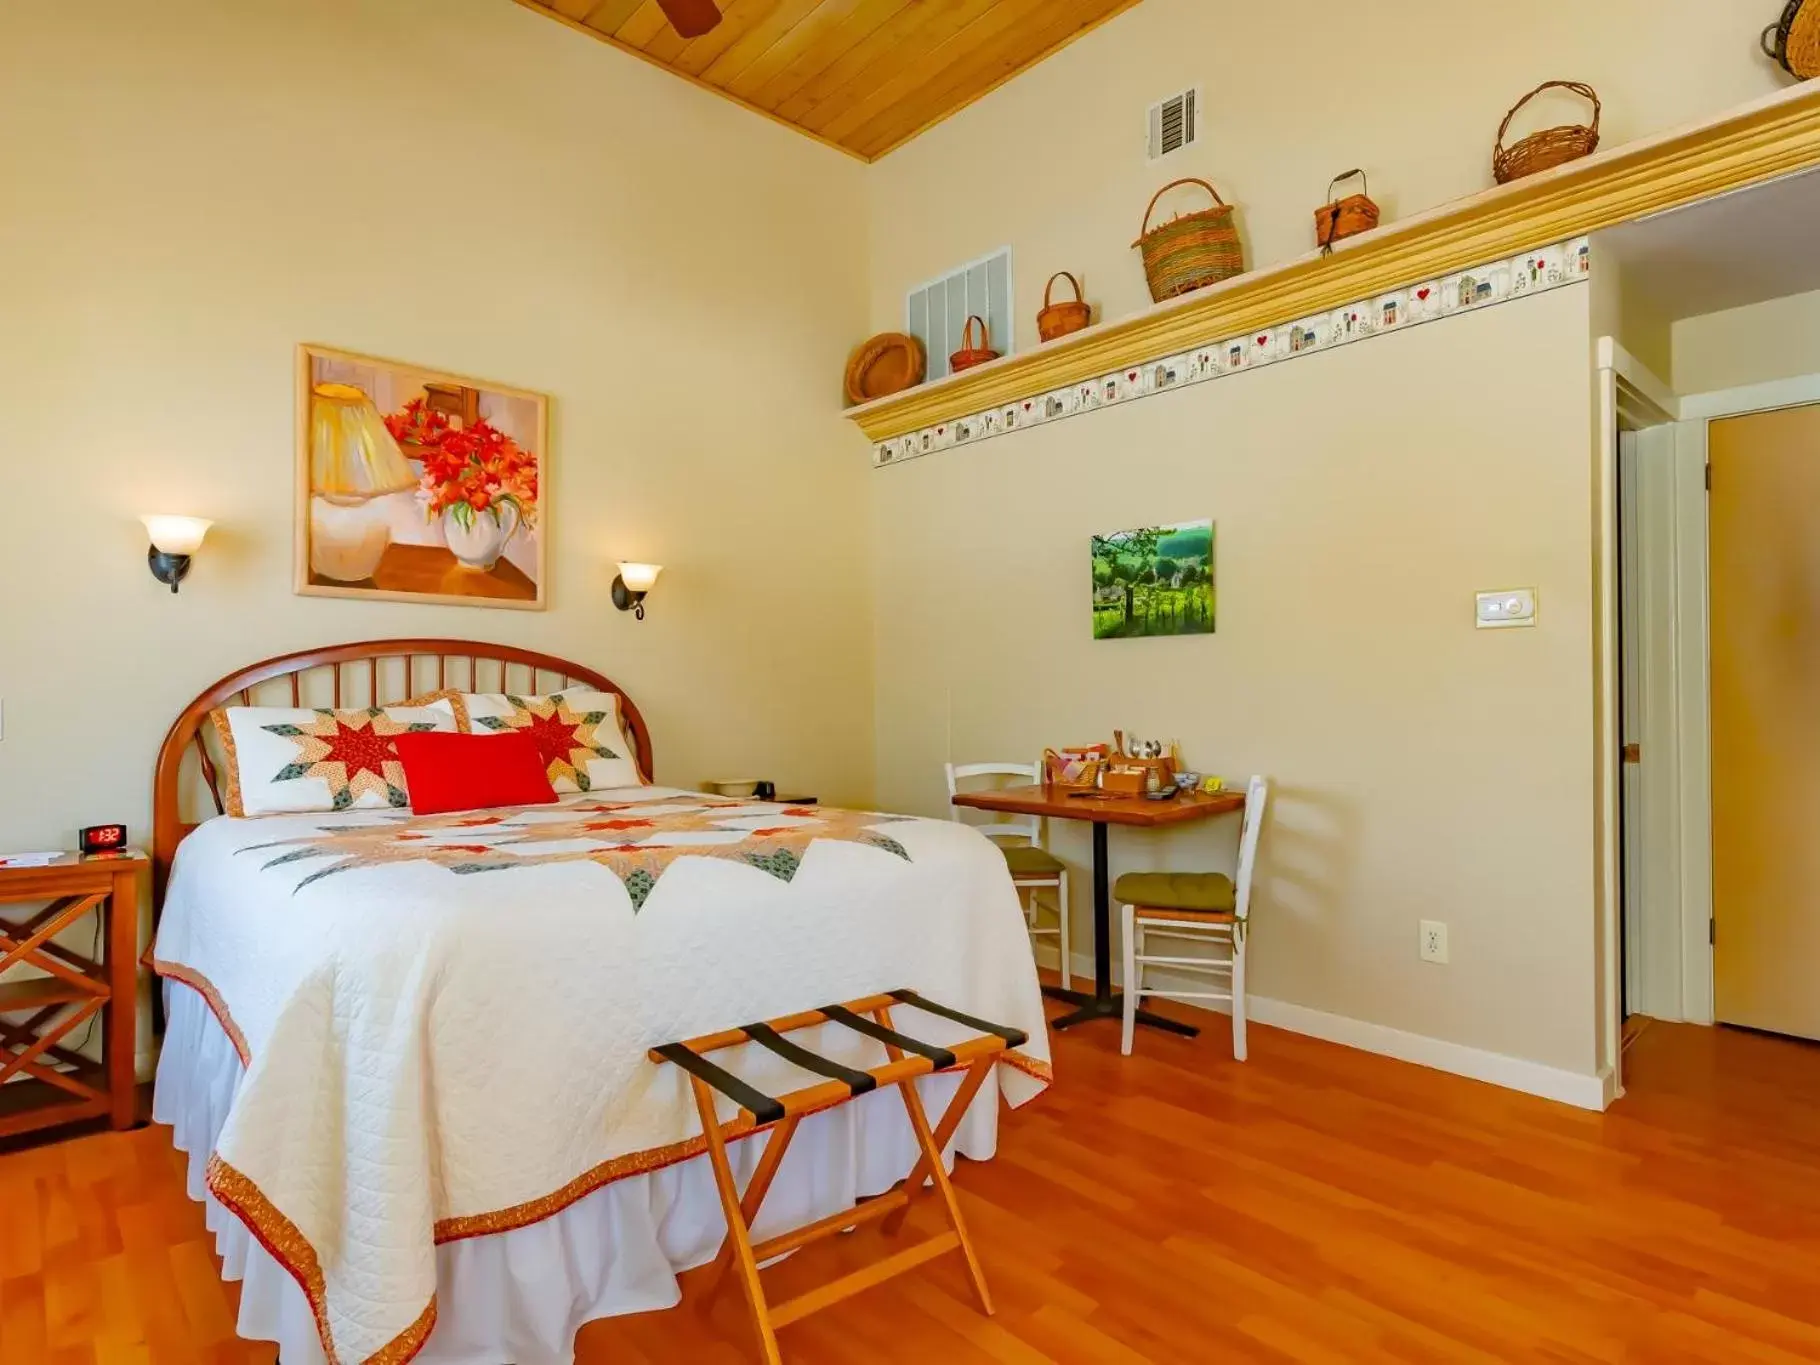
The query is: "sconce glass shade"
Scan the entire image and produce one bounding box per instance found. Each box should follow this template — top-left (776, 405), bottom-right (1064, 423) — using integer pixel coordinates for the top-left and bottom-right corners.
top-left (616, 562), bottom-right (663, 593)
top-left (310, 382), bottom-right (414, 501)
top-left (140, 515), bottom-right (213, 555)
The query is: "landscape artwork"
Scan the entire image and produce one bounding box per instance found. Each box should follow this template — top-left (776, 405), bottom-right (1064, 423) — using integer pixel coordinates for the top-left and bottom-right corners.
top-left (296, 345), bottom-right (547, 609)
top-left (1091, 520), bottom-right (1215, 640)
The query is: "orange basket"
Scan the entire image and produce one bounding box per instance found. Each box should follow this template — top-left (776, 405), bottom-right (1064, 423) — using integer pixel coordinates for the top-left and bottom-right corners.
top-left (949, 315), bottom-right (1000, 373)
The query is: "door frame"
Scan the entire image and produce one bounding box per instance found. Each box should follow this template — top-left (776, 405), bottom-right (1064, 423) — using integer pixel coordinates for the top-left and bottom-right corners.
top-left (1667, 372), bottom-right (1820, 1026)
top-left (1596, 340), bottom-right (1678, 1095)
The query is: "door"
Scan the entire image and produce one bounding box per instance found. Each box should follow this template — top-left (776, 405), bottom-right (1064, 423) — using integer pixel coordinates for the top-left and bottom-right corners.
top-left (1710, 402), bottom-right (1820, 1040)
top-left (1617, 428), bottom-right (1642, 1019)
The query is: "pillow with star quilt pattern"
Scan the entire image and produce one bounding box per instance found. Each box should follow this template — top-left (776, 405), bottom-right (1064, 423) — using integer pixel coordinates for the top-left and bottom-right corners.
top-left (459, 689), bottom-right (645, 792)
top-left (209, 692), bottom-right (467, 818)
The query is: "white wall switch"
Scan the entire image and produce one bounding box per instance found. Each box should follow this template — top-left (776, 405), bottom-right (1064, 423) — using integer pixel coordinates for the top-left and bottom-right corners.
top-left (1476, 588), bottom-right (1537, 629)
top-left (1419, 920), bottom-right (1449, 963)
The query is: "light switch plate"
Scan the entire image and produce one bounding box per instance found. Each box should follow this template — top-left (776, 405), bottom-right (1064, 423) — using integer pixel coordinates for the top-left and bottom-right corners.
top-left (1476, 588), bottom-right (1536, 629)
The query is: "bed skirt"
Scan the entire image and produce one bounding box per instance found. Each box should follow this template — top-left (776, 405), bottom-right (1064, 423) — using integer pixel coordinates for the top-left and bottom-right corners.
top-left (155, 980), bottom-right (1003, 1365)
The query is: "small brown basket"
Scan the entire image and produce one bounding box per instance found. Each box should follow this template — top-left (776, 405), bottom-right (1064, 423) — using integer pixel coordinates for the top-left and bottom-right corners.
top-left (1037, 272), bottom-right (1093, 343)
top-left (949, 315), bottom-right (1000, 373)
top-left (1314, 168), bottom-right (1380, 249)
top-left (1133, 178), bottom-right (1245, 303)
top-left (1763, 0), bottom-right (1820, 79)
top-left (1493, 81), bottom-right (1601, 184)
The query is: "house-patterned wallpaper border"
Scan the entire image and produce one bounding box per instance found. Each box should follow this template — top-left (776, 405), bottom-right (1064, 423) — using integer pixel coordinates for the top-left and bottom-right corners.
top-left (872, 235), bottom-right (1591, 469)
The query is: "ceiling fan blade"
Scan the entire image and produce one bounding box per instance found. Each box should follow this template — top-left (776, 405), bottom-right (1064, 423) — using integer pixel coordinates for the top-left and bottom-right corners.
top-left (654, 0), bottom-right (721, 39)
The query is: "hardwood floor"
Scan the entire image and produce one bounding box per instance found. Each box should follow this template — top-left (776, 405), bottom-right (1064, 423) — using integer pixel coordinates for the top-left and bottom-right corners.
top-left (3, 1009), bottom-right (1819, 1363)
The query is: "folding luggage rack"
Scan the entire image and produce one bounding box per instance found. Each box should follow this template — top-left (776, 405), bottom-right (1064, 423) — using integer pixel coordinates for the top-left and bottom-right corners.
top-left (652, 988), bottom-right (1029, 1364)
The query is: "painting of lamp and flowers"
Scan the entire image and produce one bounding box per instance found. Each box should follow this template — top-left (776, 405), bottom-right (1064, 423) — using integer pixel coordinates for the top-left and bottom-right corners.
top-left (295, 344), bottom-right (547, 608)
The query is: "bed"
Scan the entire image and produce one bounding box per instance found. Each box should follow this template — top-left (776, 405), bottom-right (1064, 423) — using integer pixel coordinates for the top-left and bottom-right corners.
top-left (147, 639), bottom-right (1051, 1365)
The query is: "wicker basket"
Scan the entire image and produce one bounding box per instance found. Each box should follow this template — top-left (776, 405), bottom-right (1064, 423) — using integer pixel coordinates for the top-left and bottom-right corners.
top-left (1763, 0), bottom-right (1820, 78)
top-left (1133, 178), bottom-right (1245, 303)
top-left (949, 315), bottom-right (1000, 373)
top-left (843, 332), bottom-right (925, 406)
top-left (1042, 746), bottom-right (1108, 793)
top-left (1493, 81), bottom-right (1601, 184)
top-left (1037, 272), bottom-right (1093, 343)
top-left (1313, 168), bottom-right (1380, 249)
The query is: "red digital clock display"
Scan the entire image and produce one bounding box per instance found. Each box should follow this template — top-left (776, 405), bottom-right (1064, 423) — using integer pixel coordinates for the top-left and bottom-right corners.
top-left (80, 824), bottom-right (128, 854)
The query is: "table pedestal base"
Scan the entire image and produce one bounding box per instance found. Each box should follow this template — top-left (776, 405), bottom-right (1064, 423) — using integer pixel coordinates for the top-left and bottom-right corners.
top-left (1042, 984), bottom-right (1200, 1037)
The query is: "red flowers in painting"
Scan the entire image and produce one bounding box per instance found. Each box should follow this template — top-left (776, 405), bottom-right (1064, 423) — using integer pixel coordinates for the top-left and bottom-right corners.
top-left (386, 396), bottom-right (538, 529)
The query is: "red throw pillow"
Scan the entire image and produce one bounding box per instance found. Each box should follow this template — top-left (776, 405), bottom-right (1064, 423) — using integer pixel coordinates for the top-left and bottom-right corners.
top-left (393, 730), bottom-right (558, 815)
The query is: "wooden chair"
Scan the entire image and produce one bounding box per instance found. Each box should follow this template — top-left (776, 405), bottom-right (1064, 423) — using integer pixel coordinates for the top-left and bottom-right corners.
top-left (652, 990), bottom-right (1025, 1365)
top-left (1115, 776), bottom-right (1269, 1058)
top-left (945, 762), bottom-right (1071, 987)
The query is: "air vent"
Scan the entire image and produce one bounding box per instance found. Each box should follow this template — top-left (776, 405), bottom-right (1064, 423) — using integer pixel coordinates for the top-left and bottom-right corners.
top-left (1147, 87), bottom-right (1198, 162)
top-left (906, 248), bottom-right (1013, 383)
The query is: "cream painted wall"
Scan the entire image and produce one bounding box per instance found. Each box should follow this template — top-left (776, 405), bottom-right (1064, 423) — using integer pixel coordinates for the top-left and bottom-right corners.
top-left (1672, 287), bottom-right (1820, 394)
top-left (873, 287), bottom-right (1600, 1074)
top-left (867, 0), bottom-right (1783, 343)
top-left (0, 0), bottom-right (874, 862)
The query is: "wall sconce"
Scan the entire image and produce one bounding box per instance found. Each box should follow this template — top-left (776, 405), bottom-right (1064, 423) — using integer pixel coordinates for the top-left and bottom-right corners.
top-left (612, 562), bottom-right (663, 620)
top-left (141, 515), bottom-right (213, 593)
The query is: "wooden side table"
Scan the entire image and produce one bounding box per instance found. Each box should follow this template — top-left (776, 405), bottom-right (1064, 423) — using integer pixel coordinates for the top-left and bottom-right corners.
top-left (0, 851), bottom-right (144, 1139)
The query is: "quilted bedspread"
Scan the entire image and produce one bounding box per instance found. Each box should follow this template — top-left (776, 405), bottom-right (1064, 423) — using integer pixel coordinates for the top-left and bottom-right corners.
top-left (151, 788), bottom-right (1052, 1364)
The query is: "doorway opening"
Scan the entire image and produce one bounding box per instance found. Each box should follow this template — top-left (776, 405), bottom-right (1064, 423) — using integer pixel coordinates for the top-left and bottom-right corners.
top-left (1596, 164), bottom-right (1820, 1080)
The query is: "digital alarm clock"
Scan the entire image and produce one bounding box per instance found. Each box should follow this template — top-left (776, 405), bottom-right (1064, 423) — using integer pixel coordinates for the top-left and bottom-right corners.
top-left (80, 823), bottom-right (129, 855)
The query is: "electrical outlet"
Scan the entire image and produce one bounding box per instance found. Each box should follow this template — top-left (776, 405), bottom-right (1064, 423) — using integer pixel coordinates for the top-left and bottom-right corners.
top-left (1419, 920), bottom-right (1449, 964)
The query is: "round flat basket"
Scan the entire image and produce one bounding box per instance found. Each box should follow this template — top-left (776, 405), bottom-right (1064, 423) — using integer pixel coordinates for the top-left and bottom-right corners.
top-left (844, 333), bottom-right (925, 406)
top-left (1763, 0), bottom-right (1820, 78)
top-left (1492, 81), bottom-right (1601, 184)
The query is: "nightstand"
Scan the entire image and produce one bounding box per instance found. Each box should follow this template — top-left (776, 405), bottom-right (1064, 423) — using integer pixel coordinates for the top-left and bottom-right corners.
top-left (0, 851), bottom-right (145, 1139)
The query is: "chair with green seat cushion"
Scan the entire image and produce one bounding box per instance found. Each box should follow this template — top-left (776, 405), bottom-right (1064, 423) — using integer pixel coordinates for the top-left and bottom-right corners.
top-left (1119, 776), bottom-right (1269, 1061)
top-left (946, 761), bottom-right (1071, 988)
top-left (1001, 845), bottom-right (1067, 878)
top-left (1111, 871), bottom-right (1235, 916)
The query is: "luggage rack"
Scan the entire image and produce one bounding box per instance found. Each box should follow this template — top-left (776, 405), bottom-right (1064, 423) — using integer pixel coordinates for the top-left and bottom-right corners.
top-left (652, 988), bottom-right (1029, 1364)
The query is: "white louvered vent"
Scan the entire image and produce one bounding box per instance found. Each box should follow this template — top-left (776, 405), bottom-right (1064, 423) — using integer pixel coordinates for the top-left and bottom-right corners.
top-left (905, 247), bottom-right (1013, 383)
top-left (1147, 87), bottom-right (1199, 162)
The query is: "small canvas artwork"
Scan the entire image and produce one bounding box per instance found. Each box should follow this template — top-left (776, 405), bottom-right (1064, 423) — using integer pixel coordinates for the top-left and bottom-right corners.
top-left (296, 345), bottom-right (547, 609)
top-left (1091, 520), bottom-right (1216, 640)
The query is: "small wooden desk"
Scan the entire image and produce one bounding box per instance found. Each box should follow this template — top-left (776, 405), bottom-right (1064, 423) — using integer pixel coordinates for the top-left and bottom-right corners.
top-left (950, 785), bottom-right (1244, 1037)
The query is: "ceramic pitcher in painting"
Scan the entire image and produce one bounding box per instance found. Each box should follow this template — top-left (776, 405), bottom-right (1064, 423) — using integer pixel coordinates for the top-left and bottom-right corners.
top-left (442, 502), bottom-right (521, 572)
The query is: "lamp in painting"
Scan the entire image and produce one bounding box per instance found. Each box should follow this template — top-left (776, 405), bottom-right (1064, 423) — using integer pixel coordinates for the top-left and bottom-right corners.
top-left (308, 382), bottom-right (416, 582)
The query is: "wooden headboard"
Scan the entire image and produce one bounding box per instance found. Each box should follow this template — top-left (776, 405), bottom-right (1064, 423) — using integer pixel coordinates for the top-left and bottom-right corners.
top-left (151, 638), bottom-right (653, 900)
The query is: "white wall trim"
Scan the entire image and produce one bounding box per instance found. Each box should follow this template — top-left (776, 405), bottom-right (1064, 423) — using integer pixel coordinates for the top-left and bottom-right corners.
top-left (1671, 417), bottom-right (1715, 1024)
top-left (1039, 947), bottom-right (1608, 1111)
top-left (1597, 336), bottom-right (1680, 421)
top-left (1678, 372), bottom-right (1820, 420)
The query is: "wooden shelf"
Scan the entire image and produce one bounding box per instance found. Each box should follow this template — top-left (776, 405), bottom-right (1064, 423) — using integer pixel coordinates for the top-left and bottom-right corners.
top-left (845, 81), bottom-right (1820, 445)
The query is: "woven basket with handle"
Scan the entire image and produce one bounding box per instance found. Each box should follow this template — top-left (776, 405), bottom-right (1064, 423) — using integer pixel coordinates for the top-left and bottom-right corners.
top-left (1037, 272), bottom-right (1093, 342)
top-left (949, 315), bottom-right (1000, 373)
top-left (1493, 81), bottom-right (1601, 184)
top-left (1314, 168), bottom-right (1380, 249)
top-left (1133, 178), bottom-right (1245, 303)
top-left (1763, 0), bottom-right (1820, 78)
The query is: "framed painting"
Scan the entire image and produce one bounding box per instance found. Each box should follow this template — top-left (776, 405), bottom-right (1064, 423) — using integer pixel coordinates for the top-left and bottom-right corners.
top-left (1091, 520), bottom-right (1215, 639)
top-left (295, 344), bottom-right (548, 609)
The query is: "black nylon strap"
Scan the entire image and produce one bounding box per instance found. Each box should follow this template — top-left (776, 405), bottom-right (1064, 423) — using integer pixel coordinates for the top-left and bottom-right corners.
top-left (653, 1042), bottom-right (786, 1126)
top-left (888, 990), bottom-right (1028, 1049)
top-left (822, 1005), bottom-right (957, 1070)
top-left (744, 1021), bottom-right (878, 1097)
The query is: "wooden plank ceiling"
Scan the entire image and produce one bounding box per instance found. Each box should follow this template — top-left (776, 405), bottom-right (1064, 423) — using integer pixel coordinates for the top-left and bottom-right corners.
top-left (516, 0), bottom-right (1142, 161)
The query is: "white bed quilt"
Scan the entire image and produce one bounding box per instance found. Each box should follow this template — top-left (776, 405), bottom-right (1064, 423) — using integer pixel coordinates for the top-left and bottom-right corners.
top-left (151, 789), bottom-right (1051, 1364)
